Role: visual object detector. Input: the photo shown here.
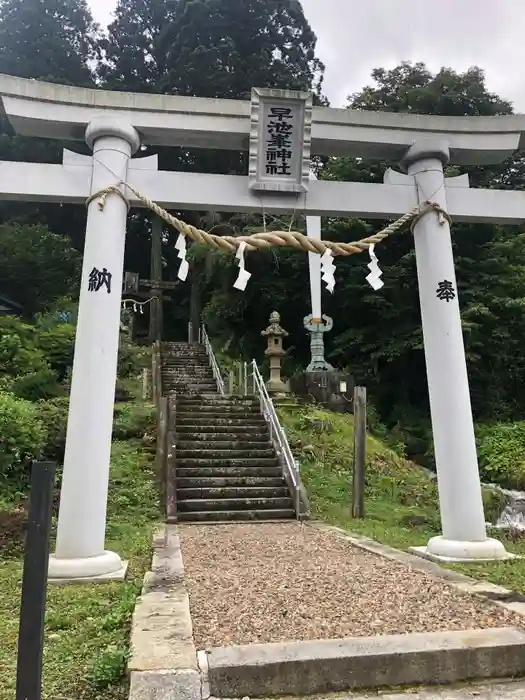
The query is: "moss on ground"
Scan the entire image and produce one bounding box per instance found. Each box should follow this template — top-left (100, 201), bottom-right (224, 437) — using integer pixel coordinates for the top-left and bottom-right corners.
top-left (280, 404), bottom-right (525, 594)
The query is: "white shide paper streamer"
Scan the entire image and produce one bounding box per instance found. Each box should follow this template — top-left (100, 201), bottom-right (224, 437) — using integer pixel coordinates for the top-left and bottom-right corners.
top-left (321, 249), bottom-right (336, 293)
top-left (366, 243), bottom-right (384, 291)
top-left (233, 241), bottom-right (252, 291)
top-left (175, 233), bottom-right (189, 281)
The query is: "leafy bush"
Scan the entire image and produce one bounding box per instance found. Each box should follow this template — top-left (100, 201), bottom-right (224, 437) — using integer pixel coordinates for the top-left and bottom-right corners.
top-left (0, 316), bottom-right (48, 377)
top-left (37, 397), bottom-right (69, 462)
top-left (0, 392), bottom-right (46, 486)
top-left (113, 403), bottom-right (156, 441)
top-left (36, 324), bottom-right (75, 379)
top-left (476, 422), bottom-right (525, 489)
top-left (11, 368), bottom-right (64, 401)
top-left (118, 338), bottom-right (149, 378)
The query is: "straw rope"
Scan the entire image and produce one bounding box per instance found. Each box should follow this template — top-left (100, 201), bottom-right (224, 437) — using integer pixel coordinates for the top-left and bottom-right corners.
top-left (86, 181), bottom-right (451, 257)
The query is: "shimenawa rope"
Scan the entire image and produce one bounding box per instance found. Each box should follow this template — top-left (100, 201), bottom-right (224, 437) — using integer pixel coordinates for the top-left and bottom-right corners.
top-left (86, 181), bottom-right (452, 258)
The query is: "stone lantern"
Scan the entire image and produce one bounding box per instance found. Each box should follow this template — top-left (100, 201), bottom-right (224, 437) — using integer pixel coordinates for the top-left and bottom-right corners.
top-left (261, 311), bottom-right (289, 394)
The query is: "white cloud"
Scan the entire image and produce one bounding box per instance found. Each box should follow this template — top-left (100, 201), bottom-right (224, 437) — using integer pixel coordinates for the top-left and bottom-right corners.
top-left (88, 0), bottom-right (525, 111)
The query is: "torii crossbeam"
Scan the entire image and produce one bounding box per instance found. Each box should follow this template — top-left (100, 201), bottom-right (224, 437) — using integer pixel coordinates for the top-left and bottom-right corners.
top-left (2, 74), bottom-right (523, 580)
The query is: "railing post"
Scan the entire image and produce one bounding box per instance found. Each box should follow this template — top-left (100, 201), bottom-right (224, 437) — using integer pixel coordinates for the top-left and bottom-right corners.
top-left (188, 321), bottom-right (192, 344)
top-left (16, 461), bottom-right (56, 700)
top-left (352, 386), bottom-right (367, 519)
top-left (243, 362), bottom-right (248, 396)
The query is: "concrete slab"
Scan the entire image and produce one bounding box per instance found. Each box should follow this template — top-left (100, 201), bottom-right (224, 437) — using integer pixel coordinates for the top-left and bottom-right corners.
top-left (48, 560), bottom-right (128, 585)
top-left (206, 627), bottom-right (525, 698)
top-left (410, 545), bottom-right (516, 564)
top-left (129, 670), bottom-right (201, 700)
top-left (249, 679), bottom-right (525, 700)
top-left (128, 525), bottom-right (198, 673)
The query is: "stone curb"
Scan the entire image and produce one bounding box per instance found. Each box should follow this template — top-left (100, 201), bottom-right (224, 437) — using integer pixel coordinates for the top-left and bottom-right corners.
top-left (206, 627), bottom-right (525, 698)
top-left (128, 525), bottom-right (201, 700)
top-left (309, 522), bottom-right (525, 618)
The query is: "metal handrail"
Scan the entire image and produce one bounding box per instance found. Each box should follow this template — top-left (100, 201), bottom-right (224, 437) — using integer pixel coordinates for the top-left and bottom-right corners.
top-left (251, 360), bottom-right (301, 519)
top-left (201, 325), bottom-right (225, 395)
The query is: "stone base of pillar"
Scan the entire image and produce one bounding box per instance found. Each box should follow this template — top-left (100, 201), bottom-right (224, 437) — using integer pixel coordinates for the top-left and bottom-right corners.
top-left (410, 536), bottom-right (512, 564)
top-left (306, 357), bottom-right (334, 372)
top-left (48, 550), bottom-right (128, 584)
top-left (266, 381), bottom-right (289, 395)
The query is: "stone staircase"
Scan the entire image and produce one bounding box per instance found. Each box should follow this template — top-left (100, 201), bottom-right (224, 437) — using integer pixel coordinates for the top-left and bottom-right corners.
top-left (161, 342), bottom-right (296, 522)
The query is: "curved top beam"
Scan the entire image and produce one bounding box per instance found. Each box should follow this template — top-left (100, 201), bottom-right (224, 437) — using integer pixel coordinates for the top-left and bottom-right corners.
top-left (1, 73), bottom-right (524, 164)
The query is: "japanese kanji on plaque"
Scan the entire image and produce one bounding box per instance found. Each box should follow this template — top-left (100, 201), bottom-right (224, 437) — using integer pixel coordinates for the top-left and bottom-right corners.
top-left (249, 87), bottom-right (313, 193)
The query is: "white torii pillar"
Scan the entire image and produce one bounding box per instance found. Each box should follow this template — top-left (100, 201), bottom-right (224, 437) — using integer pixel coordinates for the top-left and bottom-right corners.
top-left (48, 117), bottom-right (140, 581)
top-left (401, 140), bottom-right (509, 562)
top-left (304, 171), bottom-right (334, 372)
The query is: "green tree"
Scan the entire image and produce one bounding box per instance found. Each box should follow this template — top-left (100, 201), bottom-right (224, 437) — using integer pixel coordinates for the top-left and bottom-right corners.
top-left (0, 222), bottom-right (81, 315)
top-left (103, 0), bottom-right (324, 98)
top-left (0, 0), bottom-right (100, 85)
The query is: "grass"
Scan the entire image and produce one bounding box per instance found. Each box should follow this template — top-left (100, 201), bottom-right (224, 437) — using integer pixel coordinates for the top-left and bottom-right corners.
top-left (280, 404), bottom-right (525, 594)
top-left (0, 400), bottom-right (160, 700)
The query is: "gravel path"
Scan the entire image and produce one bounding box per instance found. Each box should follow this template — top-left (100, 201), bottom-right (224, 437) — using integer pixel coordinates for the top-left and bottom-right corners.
top-left (178, 522), bottom-right (522, 649)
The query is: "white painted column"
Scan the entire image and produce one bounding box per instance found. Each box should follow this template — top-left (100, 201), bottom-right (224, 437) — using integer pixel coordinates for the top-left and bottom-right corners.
top-left (307, 214), bottom-right (322, 321)
top-left (404, 140), bottom-right (508, 562)
top-left (49, 117), bottom-right (140, 580)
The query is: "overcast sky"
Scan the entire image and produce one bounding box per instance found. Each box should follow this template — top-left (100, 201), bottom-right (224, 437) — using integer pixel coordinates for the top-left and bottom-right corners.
top-left (88, 0), bottom-right (525, 112)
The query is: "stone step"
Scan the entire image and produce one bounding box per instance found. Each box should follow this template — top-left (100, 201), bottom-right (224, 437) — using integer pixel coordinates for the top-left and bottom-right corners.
top-left (177, 457), bottom-right (279, 468)
top-left (164, 385), bottom-right (218, 393)
top-left (177, 466), bottom-right (282, 478)
top-left (177, 433), bottom-right (269, 445)
top-left (172, 509), bottom-right (295, 522)
top-left (177, 448), bottom-right (275, 459)
top-left (177, 406), bottom-right (261, 415)
top-left (162, 358), bottom-right (209, 364)
top-left (177, 497), bottom-right (293, 512)
top-left (176, 440), bottom-right (272, 450)
top-left (177, 398), bottom-right (259, 407)
top-left (177, 486), bottom-right (289, 500)
top-left (161, 362), bottom-right (212, 374)
top-left (176, 476), bottom-right (285, 488)
top-left (176, 418), bottom-right (267, 427)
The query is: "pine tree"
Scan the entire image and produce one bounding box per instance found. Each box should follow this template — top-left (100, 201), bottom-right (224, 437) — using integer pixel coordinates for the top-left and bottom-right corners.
top-left (102, 0), bottom-right (324, 98)
top-left (0, 0), bottom-right (100, 86)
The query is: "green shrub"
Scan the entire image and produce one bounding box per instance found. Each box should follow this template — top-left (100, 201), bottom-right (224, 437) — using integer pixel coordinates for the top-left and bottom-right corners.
top-left (0, 392), bottom-right (46, 486)
top-left (0, 316), bottom-right (48, 377)
top-left (113, 403), bottom-right (156, 441)
top-left (118, 338), bottom-right (149, 378)
top-left (476, 422), bottom-right (525, 489)
top-left (11, 368), bottom-right (64, 401)
top-left (36, 324), bottom-right (75, 379)
top-left (37, 397), bottom-right (69, 462)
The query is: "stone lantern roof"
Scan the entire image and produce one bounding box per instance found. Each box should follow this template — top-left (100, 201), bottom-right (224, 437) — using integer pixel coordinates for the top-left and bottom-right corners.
top-left (261, 311), bottom-right (289, 338)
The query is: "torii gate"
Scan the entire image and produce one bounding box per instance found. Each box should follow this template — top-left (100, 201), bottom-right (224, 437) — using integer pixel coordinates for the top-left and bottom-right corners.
top-left (2, 75), bottom-right (525, 581)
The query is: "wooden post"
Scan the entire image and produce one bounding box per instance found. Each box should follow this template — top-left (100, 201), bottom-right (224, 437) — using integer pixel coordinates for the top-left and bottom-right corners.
top-left (16, 461), bottom-right (56, 700)
top-left (156, 396), bottom-right (168, 513)
top-left (229, 370), bottom-right (234, 396)
top-left (142, 368), bottom-right (150, 400)
top-left (238, 363), bottom-right (243, 396)
top-left (352, 386), bottom-right (367, 519)
top-left (149, 216), bottom-right (163, 343)
top-left (151, 351), bottom-right (158, 406)
top-left (166, 396), bottom-right (178, 520)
